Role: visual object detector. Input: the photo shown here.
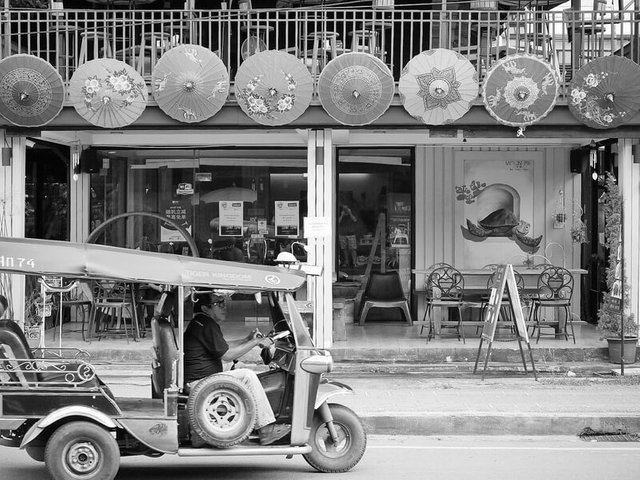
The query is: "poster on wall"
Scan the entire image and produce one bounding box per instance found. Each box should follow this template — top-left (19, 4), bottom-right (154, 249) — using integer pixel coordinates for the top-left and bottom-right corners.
top-left (161, 200), bottom-right (192, 242)
top-left (275, 201), bottom-right (299, 237)
top-left (387, 193), bottom-right (411, 247)
top-left (456, 159), bottom-right (541, 269)
top-left (219, 201), bottom-right (244, 236)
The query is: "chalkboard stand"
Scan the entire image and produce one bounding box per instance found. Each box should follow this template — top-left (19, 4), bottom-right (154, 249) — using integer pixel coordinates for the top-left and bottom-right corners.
top-left (472, 264), bottom-right (537, 381)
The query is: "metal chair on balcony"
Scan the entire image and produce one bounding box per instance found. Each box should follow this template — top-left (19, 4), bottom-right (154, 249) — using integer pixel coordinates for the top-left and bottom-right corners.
top-left (563, 0), bottom-right (617, 70)
top-left (529, 266), bottom-right (576, 344)
top-left (358, 271), bottom-right (412, 326)
top-left (494, 7), bottom-right (560, 77)
top-left (78, 30), bottom-right (114, 66)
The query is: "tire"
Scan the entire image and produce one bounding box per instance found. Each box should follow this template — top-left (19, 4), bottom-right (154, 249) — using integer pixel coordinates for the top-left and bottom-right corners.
top-left (44, 421), bottom-right (120, 480)
top-left (26, 445), bottom-right (45, 462)
top-left (187, 374), bottom-right (257, 448)
top-left (303, 404), bottom-right (367, 473)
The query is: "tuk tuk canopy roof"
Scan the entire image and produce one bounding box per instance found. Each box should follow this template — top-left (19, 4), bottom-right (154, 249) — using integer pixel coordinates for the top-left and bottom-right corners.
top-left (0, 237), bottom-right (306, 292)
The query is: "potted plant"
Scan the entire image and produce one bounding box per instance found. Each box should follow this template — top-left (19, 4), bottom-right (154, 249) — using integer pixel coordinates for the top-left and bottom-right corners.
top-left (596, 174), bottom-right (638, 364)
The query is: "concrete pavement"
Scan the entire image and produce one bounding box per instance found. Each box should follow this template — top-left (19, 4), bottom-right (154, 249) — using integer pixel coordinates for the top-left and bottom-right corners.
top-left (41, 321), bottom-right (640, 439)
top-left (96, 360), bottom-right (640, 439)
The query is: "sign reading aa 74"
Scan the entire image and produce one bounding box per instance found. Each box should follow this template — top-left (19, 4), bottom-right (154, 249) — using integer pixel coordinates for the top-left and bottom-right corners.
top-left (0, 256), bottom-right (35, 268)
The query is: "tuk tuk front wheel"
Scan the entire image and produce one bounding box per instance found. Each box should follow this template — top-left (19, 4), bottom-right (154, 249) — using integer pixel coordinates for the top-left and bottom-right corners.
top-left (303, 403), bottom-right (367, 473)
top-left (44, 421), bottom-right (120, 480)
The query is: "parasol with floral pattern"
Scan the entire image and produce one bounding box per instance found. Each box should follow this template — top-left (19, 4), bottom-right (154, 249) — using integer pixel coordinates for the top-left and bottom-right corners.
top-left (482, 54), bottom-right (559, 134)
top-left (152, 45), bottom-right (229, 124)
top-left (318, 52), bottom-right (394, 126)
top-left (568, 55), bottom-right (640, 129)
top-left (398, 48), bottom-right (478, 125)
top-left (69, 58), bottom-right (148, 128)
top-left (0, 54), bottom-right (65, 127)
top-left (234, 50), bottom-right (313, 126)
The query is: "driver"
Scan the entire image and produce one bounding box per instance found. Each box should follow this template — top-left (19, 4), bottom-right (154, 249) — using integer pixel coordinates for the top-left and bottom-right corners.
top-left (183, 291), bottom-right (289, 446)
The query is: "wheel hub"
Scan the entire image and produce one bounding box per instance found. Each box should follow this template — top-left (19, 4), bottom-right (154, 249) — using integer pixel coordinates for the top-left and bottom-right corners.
top-left (315, 423), bottom-right (350, 458)
top-left (67, 441), bottom-right (99, 474)
top-left (205, 392), bottom-right (240, 430)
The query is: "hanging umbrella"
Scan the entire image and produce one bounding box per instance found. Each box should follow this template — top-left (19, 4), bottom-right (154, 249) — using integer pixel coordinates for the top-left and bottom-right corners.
top-left (482, 54), bottom-right (559, 131)
top-left (69, 58), bottom-right (148, 128)
top-left (191, 187), bottom-right (258, 205)
top-left (568, 56), bottom-right (640, 130)
top-left (152, 44), bottom-right (229, 124)
top-left (398, 48), bottom-right (478, 125)
top-left (234, 50), bottom-right (313, 126)
top-left (318, 52), bottom-right (394, 126)
top-left (0, 54), bottom-right (65, 127)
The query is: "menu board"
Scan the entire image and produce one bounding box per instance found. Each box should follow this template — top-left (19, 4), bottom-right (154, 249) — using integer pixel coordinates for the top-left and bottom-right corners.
top-left (475, 263), bottom-right (536, 380)
top-left (481, 264), bottom-right (529, 342)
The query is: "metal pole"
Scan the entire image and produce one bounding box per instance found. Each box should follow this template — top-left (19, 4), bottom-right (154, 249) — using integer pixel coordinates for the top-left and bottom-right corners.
top-left (619, 213), bottom-right (624, 376)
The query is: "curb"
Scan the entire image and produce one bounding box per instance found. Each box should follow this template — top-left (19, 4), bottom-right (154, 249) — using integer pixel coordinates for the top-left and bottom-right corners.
top-left (360, 413), bottom-right (640, 437)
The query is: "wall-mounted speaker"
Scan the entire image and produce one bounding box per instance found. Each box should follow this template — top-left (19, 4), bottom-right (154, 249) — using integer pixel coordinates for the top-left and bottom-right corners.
top-left (570, 149), bottom-right (586, 173)
top-left (80, 148), bottom-right (100, 173)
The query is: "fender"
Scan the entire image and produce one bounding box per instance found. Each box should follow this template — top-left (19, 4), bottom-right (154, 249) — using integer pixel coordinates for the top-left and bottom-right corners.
top-left (314, 379), bottom-right (353, 409)
top-left (20, 406), bottom-right (121, 448)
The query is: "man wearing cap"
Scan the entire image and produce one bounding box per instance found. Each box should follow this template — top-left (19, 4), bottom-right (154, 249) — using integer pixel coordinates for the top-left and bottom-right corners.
top-left (184, 291), bottom-right (289, 446)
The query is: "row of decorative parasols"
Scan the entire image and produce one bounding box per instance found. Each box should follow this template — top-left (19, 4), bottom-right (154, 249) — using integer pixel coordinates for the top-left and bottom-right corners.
top-left (1, 47), bottom-right (640, 130)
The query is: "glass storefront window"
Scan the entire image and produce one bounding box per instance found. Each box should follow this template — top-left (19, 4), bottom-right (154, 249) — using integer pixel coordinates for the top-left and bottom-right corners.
top-left (89, 148), bottom-right (307, 264)
top-left (25, 142), bottom-right (70, 240)
top-left (337, 148), bottom-right (413, 295)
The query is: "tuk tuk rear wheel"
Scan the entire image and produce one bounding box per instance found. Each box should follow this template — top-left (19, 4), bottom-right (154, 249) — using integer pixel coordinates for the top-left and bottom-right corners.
top-left (303, 404), bottom-right (367, 473)
top-left (44, 421), bottom-right (120, 480)
top-left (187, 374), bottom-right (257, 448)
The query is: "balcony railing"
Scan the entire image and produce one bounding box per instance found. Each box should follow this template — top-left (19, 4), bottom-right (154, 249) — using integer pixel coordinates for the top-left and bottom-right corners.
top-left (2, 7), bottom-right (640, 104)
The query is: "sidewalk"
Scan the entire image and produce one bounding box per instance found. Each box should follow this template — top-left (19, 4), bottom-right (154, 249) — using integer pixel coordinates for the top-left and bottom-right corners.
top-left (97, 362), bottom-right (640, 438)
top-left (42, 320), bottom-right (640, 438)
top-left (336, 374), bottom-right (640, 437)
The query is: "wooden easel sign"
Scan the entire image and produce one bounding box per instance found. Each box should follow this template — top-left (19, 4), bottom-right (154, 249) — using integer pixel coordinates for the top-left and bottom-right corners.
top-left (473, 264), bottom-right (537, 380)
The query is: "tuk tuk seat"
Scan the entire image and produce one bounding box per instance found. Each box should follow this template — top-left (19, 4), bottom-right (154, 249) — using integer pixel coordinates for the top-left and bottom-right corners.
top-left (0, 319), bottom-right (105, 390)
top-left (150, 295), bottom-right (179, 398)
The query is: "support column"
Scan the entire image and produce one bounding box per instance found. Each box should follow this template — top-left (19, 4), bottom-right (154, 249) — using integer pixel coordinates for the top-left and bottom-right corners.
top-left (69, 144), bottom-right (90, 242)
top-left (618, 138), bottom-right (640, 335)
top-left (307, 129), bottom-right (334, 348)
top-left (0, 135), bottom-right (26, 323)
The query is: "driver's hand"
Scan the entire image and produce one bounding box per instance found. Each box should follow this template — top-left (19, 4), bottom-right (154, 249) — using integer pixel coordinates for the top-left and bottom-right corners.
top-left (257, 338), bottom-right (273, 349)
top-left (246, 328), bottom-right (263, 342)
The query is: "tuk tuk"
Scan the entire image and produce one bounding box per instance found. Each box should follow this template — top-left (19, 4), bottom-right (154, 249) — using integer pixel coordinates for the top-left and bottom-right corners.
top-left (0, 236), bottom-right (366, 480)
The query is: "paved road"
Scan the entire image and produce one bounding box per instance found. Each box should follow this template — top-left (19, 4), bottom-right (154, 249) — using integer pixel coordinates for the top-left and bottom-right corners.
top-left (3, 435), bottom-right (640, 480)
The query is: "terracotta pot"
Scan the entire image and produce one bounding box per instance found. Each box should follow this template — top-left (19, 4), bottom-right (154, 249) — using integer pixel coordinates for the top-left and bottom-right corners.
top-left (606, 337), bottom-right (638, 364)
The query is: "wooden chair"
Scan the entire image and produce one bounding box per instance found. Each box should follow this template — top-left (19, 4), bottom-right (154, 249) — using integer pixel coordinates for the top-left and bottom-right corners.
top-left (529, 266), bottom-right (576, 344)
top-left (358, 271), bottom-right (412, 326)
top-left (422, 265), bottom-right (465, 343)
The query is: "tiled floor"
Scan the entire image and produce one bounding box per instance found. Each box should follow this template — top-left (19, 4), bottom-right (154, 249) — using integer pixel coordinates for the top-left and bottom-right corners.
top-left (35, 304), bottom-right (604, 359)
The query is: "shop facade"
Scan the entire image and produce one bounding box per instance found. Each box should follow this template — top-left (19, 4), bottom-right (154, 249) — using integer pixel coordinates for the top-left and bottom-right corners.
top-left (3, 124), bottom-right (640, 348)
top-left (2, 5), bottom-right (640, 348)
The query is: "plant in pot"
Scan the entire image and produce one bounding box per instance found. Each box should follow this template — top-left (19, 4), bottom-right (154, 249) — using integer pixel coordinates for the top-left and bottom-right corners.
top-left (596, 174), bottom-right (638, 364)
